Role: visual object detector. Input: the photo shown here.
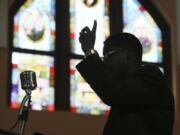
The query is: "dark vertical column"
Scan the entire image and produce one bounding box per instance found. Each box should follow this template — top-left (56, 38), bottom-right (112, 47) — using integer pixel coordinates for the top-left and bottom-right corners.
top-left (176, 0), bottom-right (180, 65)
top-left (0, 0), bottom-right (8, 48)
top-left (7, 0), bottom-right (27, 106)
top-left (55, 0), bottom-right (70, 110)
top-left (109, 0), bottom-right (122, 35)
top-left (163, 26), bottom-right (172, 88)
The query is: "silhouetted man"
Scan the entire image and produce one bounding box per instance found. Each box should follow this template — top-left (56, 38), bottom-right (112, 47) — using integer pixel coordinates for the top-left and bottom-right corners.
top-left (76, 20), bottom-right (174, 135)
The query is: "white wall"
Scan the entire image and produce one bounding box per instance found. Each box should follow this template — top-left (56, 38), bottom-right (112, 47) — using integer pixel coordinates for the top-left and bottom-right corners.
top-left (0, 0), bottom-right (8, 48)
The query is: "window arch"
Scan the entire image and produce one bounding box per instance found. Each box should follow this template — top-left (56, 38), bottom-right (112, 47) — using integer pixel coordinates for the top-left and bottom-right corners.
top-left (123, 0), bottom-right (163, 63)
top-left (9, 0), bottom-right (171, 115)
top-left (122, 0), bottom-right (171, 83)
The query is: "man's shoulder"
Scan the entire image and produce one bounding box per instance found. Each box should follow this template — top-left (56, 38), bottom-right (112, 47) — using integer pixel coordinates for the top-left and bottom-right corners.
top-left (130, 64), bottom-right (166, 83)
top-left (135, 64), bottom-right (163, 77)
top-left (129, 64), bottom-right (170, 93)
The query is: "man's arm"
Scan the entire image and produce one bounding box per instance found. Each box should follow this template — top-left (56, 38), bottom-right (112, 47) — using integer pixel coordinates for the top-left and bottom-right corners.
top-left (76, 53), bottom-right (168, 108)
top-left (77, 21), bottom-right (171, 108)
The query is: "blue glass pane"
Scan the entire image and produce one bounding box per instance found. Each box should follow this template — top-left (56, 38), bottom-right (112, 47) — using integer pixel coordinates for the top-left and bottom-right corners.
top-left (70, 59), bottom-right (110, 115)
top-left (123, 0), bottom-right (163, 63)
top-left (13, 0), bottom-right (56, 52)
top-left (11, 52), bottom-right (55, 111)
top-left (70, 0), bottom-right (110, 56)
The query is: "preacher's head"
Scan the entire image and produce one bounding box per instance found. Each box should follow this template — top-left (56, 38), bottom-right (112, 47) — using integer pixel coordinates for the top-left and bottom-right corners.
top-left (103, 33), bottom-right (143, 79)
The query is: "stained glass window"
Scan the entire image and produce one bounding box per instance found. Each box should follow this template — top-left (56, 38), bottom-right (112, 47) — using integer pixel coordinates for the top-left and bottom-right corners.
top-left (69, 0), bottom-right (110, 115)
top-left (70, 59), bottom-right (110, 115)
top-left (13, 0), bottom-right (55, 51)
top-left (123, 0), bottom-right (163, 63)
top-left (11, 52), bottom-right (55, 111)
top-left (9, 0), bottom-right (169, 115)
top-left (70, 0), bottom-right (110, 56)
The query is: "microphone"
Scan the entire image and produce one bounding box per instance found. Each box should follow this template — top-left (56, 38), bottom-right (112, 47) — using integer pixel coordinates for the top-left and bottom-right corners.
top-left (20, 70), bottom-right (37, 91)
top-left (18, 71), bottom-right (37, 134)
top-left (10, 71), bottom-right (37, 135)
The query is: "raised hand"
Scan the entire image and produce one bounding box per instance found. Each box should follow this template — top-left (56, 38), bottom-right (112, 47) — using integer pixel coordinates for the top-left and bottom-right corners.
top-left (79, 20), bottom-right (97, 54)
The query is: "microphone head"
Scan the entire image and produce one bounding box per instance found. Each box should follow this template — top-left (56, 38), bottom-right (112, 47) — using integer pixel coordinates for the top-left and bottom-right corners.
top-left (20, 70), bottom-right (37, 91)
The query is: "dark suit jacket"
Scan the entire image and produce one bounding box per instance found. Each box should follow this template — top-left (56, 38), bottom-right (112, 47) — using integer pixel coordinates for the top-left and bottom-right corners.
top-left (76, 53), bottom-right (174, 135)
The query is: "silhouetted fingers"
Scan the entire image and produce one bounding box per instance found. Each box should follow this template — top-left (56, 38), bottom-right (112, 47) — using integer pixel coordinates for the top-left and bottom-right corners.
top-left (79, 31), bottom-right (83, 36)
top-left (92, 20), bottom-right (97, 35)
top-left (81, 27), bottom-right (91, 34)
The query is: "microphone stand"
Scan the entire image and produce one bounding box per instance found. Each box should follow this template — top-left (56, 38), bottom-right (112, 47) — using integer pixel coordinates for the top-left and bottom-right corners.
top-left (18, 90), bottom-right (32, 135)
top-left (9, 71), bottom-right (36, 135)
